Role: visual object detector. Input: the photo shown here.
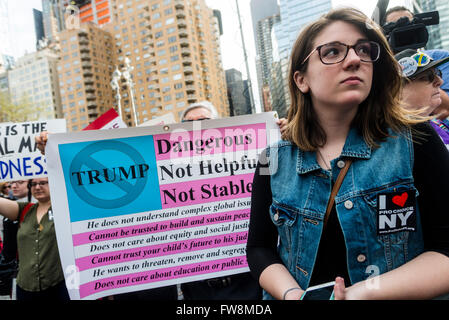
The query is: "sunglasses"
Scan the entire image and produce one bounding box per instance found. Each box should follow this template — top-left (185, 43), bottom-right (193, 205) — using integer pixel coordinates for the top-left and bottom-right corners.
top-left (411, 68), bottom-right (442, 83)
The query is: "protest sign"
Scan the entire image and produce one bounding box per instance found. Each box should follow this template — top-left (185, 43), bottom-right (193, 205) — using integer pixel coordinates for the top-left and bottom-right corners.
top-left (83, 108), bottom-right (127, 131)
top-left (138, 112), bottom-right (175, 127)
top-left (45, 112), bottom-right (279, 300)
top-left (0, 119), bottom-right (66, 182)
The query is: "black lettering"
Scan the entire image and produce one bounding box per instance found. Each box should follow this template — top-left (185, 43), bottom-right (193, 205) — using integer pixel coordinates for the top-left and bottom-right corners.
top-left (156, 139), bottom-right (171, 154)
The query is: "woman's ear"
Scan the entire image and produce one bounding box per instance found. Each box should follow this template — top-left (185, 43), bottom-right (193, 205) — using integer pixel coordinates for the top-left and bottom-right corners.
top-left (293, 71), bottom-right (309, 93)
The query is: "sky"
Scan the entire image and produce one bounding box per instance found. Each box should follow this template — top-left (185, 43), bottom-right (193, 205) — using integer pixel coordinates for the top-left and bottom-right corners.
top-left (3, 0), bottom-right (407, 110)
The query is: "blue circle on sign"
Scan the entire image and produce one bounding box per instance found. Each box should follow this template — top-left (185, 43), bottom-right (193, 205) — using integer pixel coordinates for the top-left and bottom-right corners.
top-left (69, 140), bottom-right (148, 209)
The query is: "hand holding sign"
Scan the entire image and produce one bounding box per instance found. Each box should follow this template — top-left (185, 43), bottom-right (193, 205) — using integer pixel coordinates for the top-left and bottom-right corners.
top-left (36, 131), bottom-right (49, 155)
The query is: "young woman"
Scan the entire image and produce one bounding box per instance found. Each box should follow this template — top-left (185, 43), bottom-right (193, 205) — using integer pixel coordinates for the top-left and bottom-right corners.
top-left (396, 49), bottom-right (449, 150)
top-left (246, 8), bottom-right (449, 300)
top-left (0, 177), bottom-right (69, 300)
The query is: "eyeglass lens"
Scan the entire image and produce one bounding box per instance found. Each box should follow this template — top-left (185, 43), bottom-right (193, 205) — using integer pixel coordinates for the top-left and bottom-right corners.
top-left (31, 181), bottom-right (48, 187)
top-left (319, 41), bottom-right (379, 64)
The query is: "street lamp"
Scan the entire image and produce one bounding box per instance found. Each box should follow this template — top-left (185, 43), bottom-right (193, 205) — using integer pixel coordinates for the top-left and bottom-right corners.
top-left (110, 67), bottom-right (122, 120)
top-left (110, 58), bottom-right (139, 126)
top-left (123, 57), bottom-right (139, 126)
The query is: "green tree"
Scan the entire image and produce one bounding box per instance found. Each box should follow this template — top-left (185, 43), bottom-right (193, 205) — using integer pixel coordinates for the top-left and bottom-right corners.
top-left (0, 91), bottom-right (43, 123)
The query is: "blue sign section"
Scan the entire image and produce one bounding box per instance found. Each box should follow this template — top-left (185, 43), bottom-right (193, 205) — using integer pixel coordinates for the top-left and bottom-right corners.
top-left (59, 136), bottom-right (162, 222)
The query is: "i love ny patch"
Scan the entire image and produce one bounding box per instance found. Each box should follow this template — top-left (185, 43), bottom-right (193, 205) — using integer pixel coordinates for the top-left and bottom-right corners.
top-left (377, 190), bottom-right (416, 235)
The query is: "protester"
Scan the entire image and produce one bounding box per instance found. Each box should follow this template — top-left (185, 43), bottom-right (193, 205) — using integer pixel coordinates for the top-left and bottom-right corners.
top-left (0, 183), bottom-right (12, 198)
top-left (395, 49), bottom-right (449, 150)
top-left (385, 6), bottom-right (449, 120)
top-left (246, 8), bottom-right (449, 300)
top-left (0, 177), bottom-right (69, 300)
top-left (179, 101), bottom-right (262, 300)
top-left (1, 179), bottom-right (33, 265)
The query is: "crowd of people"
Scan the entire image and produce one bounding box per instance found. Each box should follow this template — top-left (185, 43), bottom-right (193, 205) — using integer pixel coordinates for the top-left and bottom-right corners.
top-left (1, 6), bottom-right (449, 301)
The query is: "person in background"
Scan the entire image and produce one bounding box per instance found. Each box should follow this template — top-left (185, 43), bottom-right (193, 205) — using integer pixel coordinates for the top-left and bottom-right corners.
top-left (0, 177), bottom-right (69, 300)
top-left (179, 101), bottom-right (262, 300)
top-left (0, 183), bottom-right (12, 198)
top-left (247, 8), bottom-right (449, 300)
top-left (385, 6), bottom-right (449, 120)
top-left (395, 49), bottom-right (449, 150)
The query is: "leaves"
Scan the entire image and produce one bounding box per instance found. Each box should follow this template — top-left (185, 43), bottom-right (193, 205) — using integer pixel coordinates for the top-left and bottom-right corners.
top-left (0, 91), bottom-right (45, 123)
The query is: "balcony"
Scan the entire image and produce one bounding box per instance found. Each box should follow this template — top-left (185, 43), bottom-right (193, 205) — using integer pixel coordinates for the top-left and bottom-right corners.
top-left (81, 53), bottom-right (91, 61)
top-left (178, 29), bottom-right (188, 38)
top-left (81, 62), bottom-right (92, 69)
top-left (181, 48), bottom-right (191, 56)
top-left (86, 94), bottom-right (96, 101)
top-left (179, 39), bottom-right (189, 47)
top-left (174, 0), bottom-right (184, 9)
top-left (182, 57), bottom-right (192, 65)
top-left (186, 85), bottom-right (195, 93)
top-left (176, 8), bottom-right (186, 18)
top-left (85, 85), bottom-right (95, 92)
top-left (184, 75), bottom-right (194, 84)
top-left (187, 94), bottom-right (197, 103)
top-left (183, 66), bottom-right (193, 74)
top-left (177, 19), bottom-right (187, 28)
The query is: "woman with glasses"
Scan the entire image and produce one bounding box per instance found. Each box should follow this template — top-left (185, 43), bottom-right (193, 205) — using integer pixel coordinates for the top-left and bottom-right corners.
top-left (396, 49), bottom-right (449, 151)
top-left (0, 183), bottom-right (12, 197)
top-left (246, 8), bottom-right (449, 300)
top-left (0, 177), bottom-right (69, 300)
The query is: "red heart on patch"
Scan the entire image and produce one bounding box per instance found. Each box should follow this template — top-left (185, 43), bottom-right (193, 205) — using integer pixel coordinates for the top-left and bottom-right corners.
top-left (392, 192), bottom-right (408, 207)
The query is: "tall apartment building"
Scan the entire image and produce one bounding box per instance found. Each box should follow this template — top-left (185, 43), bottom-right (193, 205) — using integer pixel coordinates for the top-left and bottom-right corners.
top-left (103, 0), bottom-right (228, 124)
top-left (57, 23), bottom-right (116, 131)
top-left (7, 48), bottom-right (62, 120)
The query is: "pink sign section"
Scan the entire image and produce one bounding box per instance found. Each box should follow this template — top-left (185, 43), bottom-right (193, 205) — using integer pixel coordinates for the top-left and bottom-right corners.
top-left (72, 209), bottom-right (249, 246)
top-left (153, 123), bottom-right (267, 161)
top-left (160, 173), bottom-right (253, 209)
top-left (76, 231), bottom-right (248, 271)
top-left (79, 255), bottom-right (247, 298)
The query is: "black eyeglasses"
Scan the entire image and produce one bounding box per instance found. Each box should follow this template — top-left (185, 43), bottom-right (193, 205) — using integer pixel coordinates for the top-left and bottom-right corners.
top-left (11, 180), bottom-right (26, 185)
top-left (302, 40), bottom-right (381, 65)
top-left (30, 181), bottom-right (48, 187)
top-left (412, 68), bottom-right (442, 83)
top-left (181, 117), bottom-right (211, 122)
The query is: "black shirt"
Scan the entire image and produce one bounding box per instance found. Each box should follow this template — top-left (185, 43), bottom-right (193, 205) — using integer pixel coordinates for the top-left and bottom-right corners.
top-left (247, 123), bottom-right (449, 286)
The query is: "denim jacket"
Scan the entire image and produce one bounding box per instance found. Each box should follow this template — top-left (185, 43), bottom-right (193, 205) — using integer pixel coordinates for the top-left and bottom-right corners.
top-left (265, 127), bottom-right (424, 297)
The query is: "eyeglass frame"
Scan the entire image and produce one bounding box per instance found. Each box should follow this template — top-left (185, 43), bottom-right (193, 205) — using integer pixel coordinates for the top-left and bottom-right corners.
top-left (302, 40), bottom-right (381, 66)
top-left (181, 117), bottom-right (211, 122)
top-left (11, 180), bottom-right (26, 185)
top-left (30, 181), bottom-right (49, 188)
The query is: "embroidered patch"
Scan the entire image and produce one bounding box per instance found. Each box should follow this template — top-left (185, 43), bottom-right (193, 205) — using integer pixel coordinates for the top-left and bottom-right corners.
top-left (377, 190), bottom-right (416, 235)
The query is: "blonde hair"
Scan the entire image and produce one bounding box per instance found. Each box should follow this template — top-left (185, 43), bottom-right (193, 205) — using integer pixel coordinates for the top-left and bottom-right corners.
top-left (282, 8), bottom-right (424, 150)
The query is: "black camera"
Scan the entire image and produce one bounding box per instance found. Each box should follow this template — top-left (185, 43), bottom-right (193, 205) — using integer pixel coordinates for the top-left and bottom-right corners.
top-left (382, 11), bottom-right (439, 53)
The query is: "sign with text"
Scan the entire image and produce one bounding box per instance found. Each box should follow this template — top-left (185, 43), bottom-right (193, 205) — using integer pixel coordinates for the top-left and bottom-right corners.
top-left (83, 108), bottom-right (127, 131)
top-left (46, 112), bottom-right (279, 300)
top-left (0, 119), bottom-right (67, 182)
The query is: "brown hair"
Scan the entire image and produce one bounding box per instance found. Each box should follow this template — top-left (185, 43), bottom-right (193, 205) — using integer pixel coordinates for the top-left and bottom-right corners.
top-left (282, 7), bottom-right (423, 150)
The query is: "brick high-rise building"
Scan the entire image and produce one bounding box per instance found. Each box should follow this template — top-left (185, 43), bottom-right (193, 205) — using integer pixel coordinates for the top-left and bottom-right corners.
top-left (57, 23), bottom-right (116, 131)
top-left (53, 0), bottom-right (229, 127)
top-left (103, 0), bottom-right (229, 124)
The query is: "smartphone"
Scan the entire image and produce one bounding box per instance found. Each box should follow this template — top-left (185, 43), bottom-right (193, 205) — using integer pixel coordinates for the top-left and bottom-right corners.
top-left (300, 281), bottom-right (335, 300)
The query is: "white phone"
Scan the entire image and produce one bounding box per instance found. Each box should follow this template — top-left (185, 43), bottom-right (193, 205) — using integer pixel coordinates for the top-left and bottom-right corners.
top-left (300, 281), bottom-right (335, 300)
